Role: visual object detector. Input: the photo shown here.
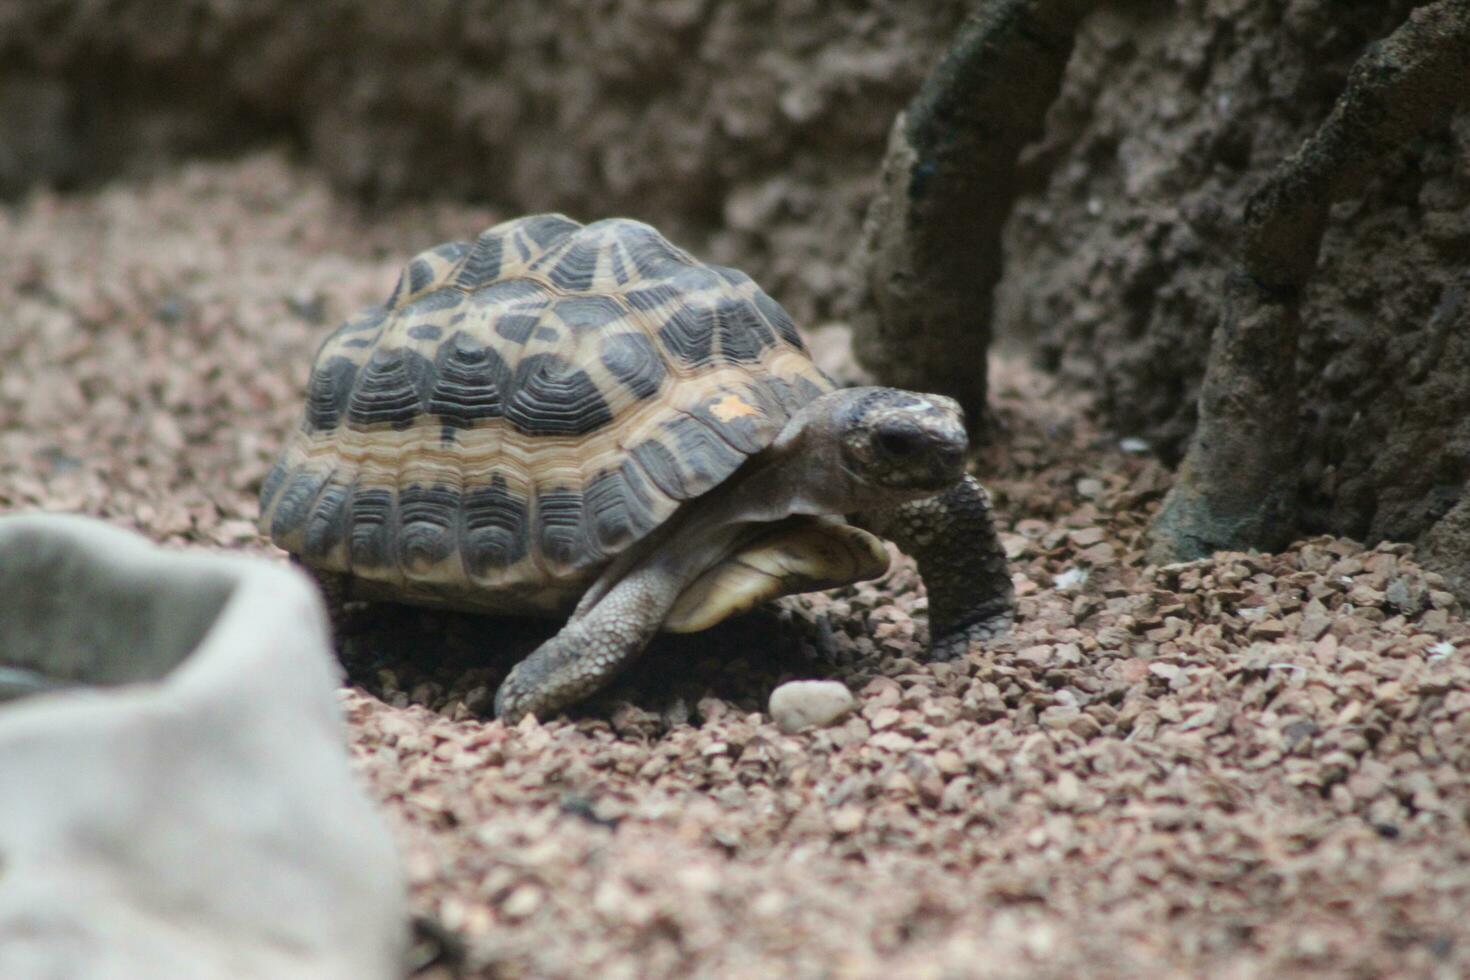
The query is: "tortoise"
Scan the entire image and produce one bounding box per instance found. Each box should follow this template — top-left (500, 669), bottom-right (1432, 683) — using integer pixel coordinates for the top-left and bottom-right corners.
top-left (258, 214), bottom-right (1013, 721)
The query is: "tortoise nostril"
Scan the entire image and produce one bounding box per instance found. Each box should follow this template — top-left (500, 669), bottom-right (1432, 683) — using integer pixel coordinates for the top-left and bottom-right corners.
top-left (935, 445), bottom-right (966, 474)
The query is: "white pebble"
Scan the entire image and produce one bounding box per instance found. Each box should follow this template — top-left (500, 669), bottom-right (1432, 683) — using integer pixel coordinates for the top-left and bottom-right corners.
top-left (768, 680), bottom-right (856, 735)
top-left (1053, 567), bottom-right (1087, 591)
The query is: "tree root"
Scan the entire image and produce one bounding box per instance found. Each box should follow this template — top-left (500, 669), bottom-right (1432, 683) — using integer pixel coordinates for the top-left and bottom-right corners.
top-left (848, 0), bottom-right (1090, 423)
top-left (1148, 0), bottom-right (1470, 564)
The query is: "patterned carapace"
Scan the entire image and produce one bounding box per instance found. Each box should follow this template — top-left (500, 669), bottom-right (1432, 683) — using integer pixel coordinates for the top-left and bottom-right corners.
top-left (259, 214), bottom-right (833, 611)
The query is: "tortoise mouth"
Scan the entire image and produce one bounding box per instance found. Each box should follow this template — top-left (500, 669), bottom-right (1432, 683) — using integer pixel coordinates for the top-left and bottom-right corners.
top-left (874, 459), bottom-right (967, 493)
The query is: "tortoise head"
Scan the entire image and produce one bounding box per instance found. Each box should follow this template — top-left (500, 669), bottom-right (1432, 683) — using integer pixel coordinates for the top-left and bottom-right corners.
top-left (769, 386), bottom-right (970, 510)
top-left (833, 387), bottom-right (969, 494)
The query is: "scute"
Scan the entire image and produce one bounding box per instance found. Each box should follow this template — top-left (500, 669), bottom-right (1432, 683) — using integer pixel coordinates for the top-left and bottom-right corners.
top-left (503, 353), bottom-right (614, 436)
top-left (462, 476), bottom-right (531, 578)
top-left (303, 482), bottom-right (351, 562)
top-left (304, 356), bottom-right (358, 432)
top-left (348, 487), bottom-right (396, 571)
top-left (259, 214), bottom-right (835, 611)
top-left (346, 346), bottom-right (437, 429)
top-left (398, 484), bottom-right (460, 572)
top-left (599, 332), bottom-right (665, 400)
top-left (583, 463), bottom-right (660, 555)
top-left (428, 331), bottom-right (509, 426)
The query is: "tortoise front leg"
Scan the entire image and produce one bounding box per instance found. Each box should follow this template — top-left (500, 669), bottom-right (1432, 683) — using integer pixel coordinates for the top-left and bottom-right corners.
top-left (493, 559), bottom-right (684, 722)
top-left (856, 474), bottom-right (1014, 660)
top-left (493, 529), bottom-right (740, 722)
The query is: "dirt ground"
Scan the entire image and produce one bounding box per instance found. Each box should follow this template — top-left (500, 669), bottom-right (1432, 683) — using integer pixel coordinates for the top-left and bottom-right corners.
top-left (4, 155), bottom-right (1470, 978)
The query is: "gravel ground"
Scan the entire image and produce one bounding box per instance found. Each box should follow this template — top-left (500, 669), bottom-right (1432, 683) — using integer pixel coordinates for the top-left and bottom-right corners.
top-left (4, 155), bottom-right (1470, 979)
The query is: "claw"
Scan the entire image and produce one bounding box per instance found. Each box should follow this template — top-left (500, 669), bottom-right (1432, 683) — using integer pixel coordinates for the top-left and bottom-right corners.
top-left (492, 666), bottom-right (533, 723)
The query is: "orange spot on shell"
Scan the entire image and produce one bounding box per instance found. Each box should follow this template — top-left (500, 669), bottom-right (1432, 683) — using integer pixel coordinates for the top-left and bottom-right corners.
top-left (709, 394), bottom-right (760, 422)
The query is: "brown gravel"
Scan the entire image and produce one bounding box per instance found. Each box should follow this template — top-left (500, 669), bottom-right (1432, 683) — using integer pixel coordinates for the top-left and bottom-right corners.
top-left (4, 154), bottom-right (1470, 979)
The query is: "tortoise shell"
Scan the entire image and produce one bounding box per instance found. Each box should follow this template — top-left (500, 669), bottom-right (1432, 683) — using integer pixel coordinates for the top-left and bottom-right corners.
top-left (258, 214), bottom-right (836, 614)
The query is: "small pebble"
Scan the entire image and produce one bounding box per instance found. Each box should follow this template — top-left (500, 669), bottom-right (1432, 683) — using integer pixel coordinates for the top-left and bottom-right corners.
top-left (287, 288), bottom-right (328, 323)
top-left (768, 680), bottom-right (856, 734)
top-left (1053, 568), bottom-right (1087, 590)
top-left (1076, 477), bottom-right (1105, 499)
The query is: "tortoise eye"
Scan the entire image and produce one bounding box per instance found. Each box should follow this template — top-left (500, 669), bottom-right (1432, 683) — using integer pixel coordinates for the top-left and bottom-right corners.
top-left (874, 429), bottom-right (920, 457)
